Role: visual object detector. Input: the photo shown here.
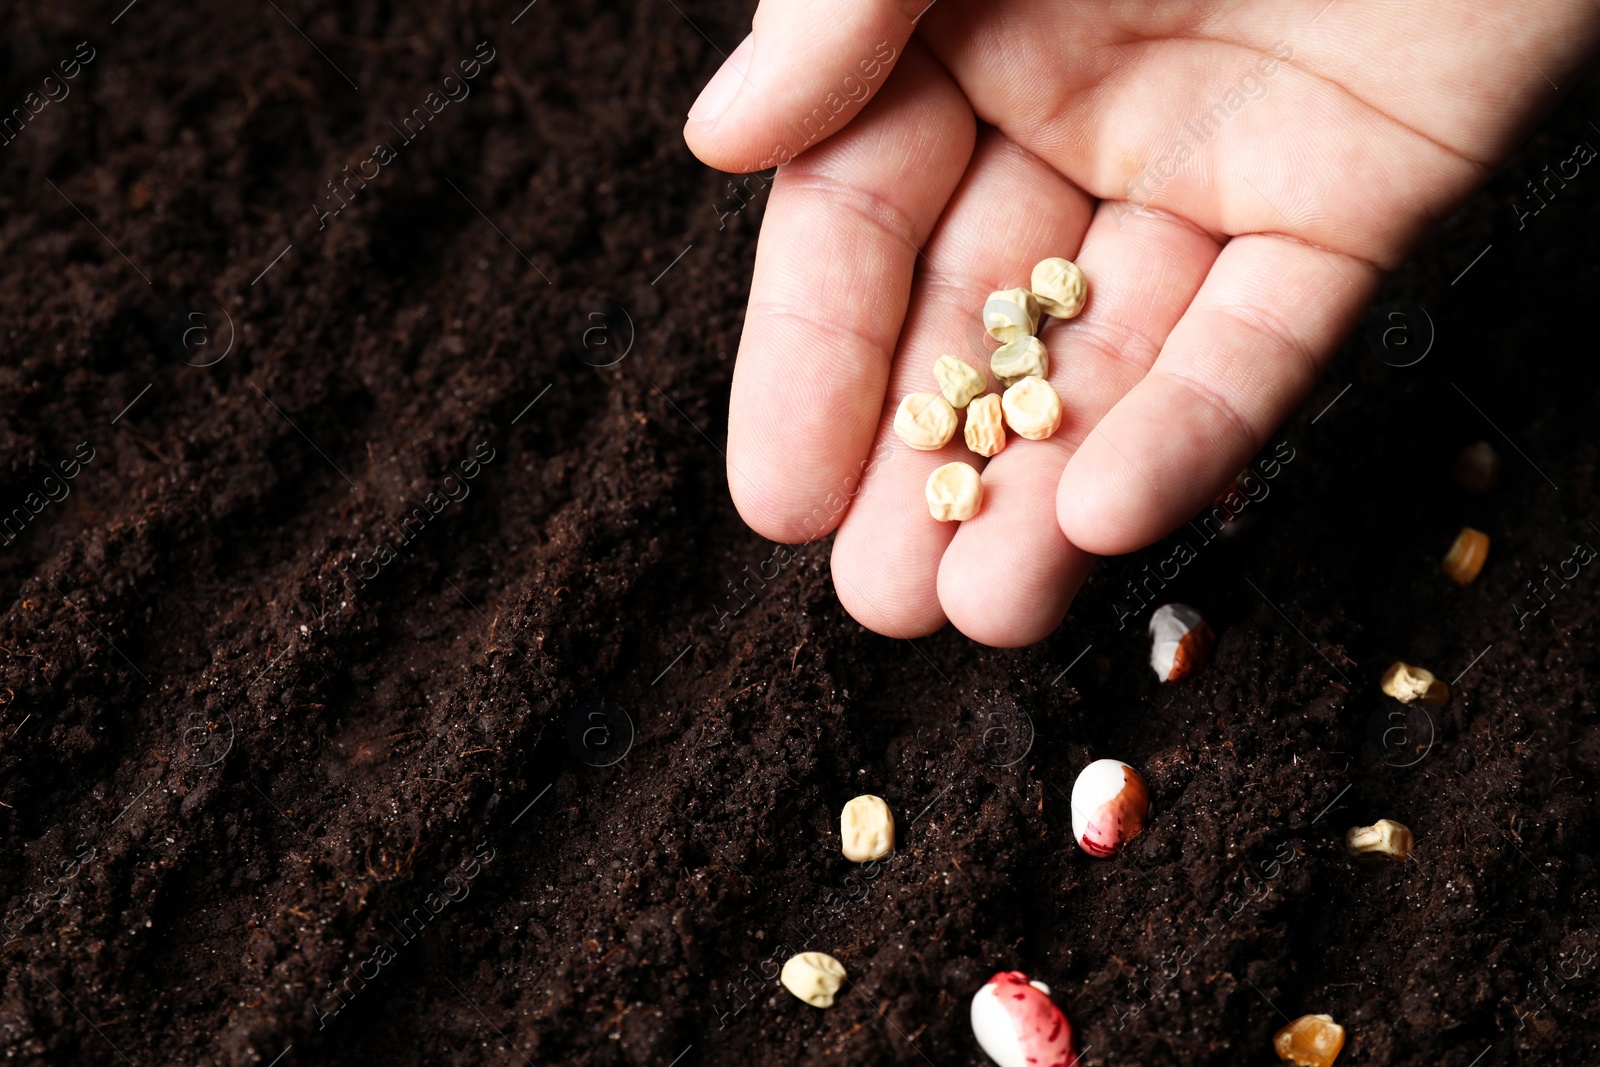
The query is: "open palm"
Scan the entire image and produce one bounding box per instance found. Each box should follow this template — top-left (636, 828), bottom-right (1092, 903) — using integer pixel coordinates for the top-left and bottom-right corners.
top-left (685, 0), bottom-right (1597, 646)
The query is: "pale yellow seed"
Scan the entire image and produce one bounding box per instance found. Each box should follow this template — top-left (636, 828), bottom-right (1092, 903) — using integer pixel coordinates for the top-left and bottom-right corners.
top-left (1031, 257), bottom-right (1087, 319)
top-left (934, 355), bottom-right (987, 409)
top-left (893, 392), bottom-right (957, 451)
top-left (840, 794), bottom-right (895, 862)
top-left (991, 336), bottom-right (1048, 387)
top-left (780, 952), bottom-right (847, 1008)
top-left (982, 288), bottom-right (1041, 342)
top-left (964, 394), bottom-right (1006, 458)
top-left (1380, 661), bottom-right (1449, 705)
top-left (1345, 819), bottom-right (1414, 861)
top-left (1002, 377), bottom-right (1062, 441)
top-left (925, 462), bottom-right (982, 522)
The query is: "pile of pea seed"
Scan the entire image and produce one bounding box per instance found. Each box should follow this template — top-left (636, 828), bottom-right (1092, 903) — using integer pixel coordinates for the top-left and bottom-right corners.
top-left (894, 257), bottom-right (1088, 521)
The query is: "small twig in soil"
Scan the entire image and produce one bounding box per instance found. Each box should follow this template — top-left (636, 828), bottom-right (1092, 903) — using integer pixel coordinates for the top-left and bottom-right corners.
top-left (124, 430), bottom-right (175, 466)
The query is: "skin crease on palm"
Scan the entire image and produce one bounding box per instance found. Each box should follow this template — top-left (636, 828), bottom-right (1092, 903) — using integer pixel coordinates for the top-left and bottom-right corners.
top-left (683, 0), bottom-right (1600, 648)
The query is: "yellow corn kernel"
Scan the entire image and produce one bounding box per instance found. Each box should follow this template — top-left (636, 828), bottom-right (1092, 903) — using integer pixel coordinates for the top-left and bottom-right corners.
top-left (1274, 1013), bottom-right (1345, 1067)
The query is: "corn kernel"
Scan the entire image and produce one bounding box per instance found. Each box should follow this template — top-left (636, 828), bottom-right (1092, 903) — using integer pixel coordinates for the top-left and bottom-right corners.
top-left (1345, 818), bottom-right (1413, 861)
top-left (1274, 1013), bottom-right (1345, 1067)
top-left (1443, 527), bottom-right (1489, 584)
top-left (1379, 661), bottom-right (1449, 705)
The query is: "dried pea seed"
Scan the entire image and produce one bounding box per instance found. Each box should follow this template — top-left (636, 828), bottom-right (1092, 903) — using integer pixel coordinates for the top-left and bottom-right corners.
top-left (934, 355), bottom-right (986, 409)
top-left (1031, 257), bottom-right (1087, 319)
top-left (1345, 818), bottom-right (1414, 861)
top-left (893, 392), bottom-right (958, 451)
top-left (780, 952), bottom-right (846, 1008)
top-left (925, 462), bottom-right (982, 521)
top-left (840, 794), bottom-right (895, 861)
top-left (982, 288), bottom-right (1040, 342)
top-left (1380, 661), bottom-right (1449, 705)
top-left (964, 394), bottom-right (1006, 458)
top-left (1001, 376), bottom-right (1062, 441)
top-left (991, 336), bottom-right (1048, 387)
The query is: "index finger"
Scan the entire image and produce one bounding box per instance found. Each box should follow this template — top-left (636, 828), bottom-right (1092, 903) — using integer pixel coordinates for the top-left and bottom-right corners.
top-left (726, 43), bottom-right (974, 543)
top-left (683, 0), bottom-right (924, 174)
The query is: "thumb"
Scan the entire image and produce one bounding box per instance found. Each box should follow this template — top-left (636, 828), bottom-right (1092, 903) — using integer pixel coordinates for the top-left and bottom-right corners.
top-left (683, 0), bottom-right (922, 173)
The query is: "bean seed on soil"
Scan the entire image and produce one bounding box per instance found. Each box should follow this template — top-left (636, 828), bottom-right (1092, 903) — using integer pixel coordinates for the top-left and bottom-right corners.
top-left (1148, 603), bottom-right (1214, 682)
top-left (970, 971), bottom-right (1077, 1067)
top-left (1070, 758), bottom-right (1151, 858)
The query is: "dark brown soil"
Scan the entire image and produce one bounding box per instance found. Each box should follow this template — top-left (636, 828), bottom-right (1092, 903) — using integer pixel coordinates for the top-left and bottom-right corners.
top-left (2, 2), bottom-right (1598, 1065)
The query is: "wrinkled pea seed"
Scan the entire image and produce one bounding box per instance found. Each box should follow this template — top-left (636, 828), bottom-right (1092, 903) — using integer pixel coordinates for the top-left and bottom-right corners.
top-left (1345, 818), bottom-right (1414, 861)
top-left (982, 288), bottom-right (1041, 343)
top-left (925, 462), bottom-right (983, 522)
top-left (1001, 376), bottom-right (1062, 441)
top-left (1031, 257), bottom-right (1087, 319)
top-left (780, 952), bottom-right (847, 1008)
top-left (964, 394), bottom-right (1006, 458)
top-left (991, 336), bottom-right (1049, 387)
top-left (840, 794), bottom-right (895, 861)
top-left (934, 355), bottom-right (987, 409)
top-left (1380, 661), bottom-right (1449, 705)
top-left (894, 392), bottom-right (958, 451)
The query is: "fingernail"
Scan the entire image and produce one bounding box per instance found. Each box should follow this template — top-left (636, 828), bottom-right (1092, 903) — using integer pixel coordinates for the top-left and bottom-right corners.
top-left (688, 32), bottom-right (753, 123)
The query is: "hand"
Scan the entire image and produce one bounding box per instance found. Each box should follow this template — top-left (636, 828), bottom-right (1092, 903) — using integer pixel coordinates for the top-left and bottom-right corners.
top-left (685, 0), bottom-right (1598, 646)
